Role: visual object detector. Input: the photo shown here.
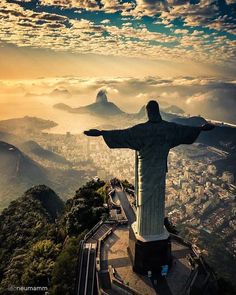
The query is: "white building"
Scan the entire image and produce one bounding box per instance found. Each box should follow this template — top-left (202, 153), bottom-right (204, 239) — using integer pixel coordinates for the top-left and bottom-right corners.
top-left (207, 164), bottom-right (217, 175)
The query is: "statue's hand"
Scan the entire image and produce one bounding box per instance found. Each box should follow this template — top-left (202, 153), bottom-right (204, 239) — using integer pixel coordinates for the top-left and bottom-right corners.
top-left (201, 123), bottom-right (215, 131)
top-left (84, 129), bottom-right (102, 137)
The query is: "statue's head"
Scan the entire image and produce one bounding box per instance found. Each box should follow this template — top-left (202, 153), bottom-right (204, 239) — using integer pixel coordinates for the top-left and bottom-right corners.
top-left (146, 100), bottom-right (162, 122)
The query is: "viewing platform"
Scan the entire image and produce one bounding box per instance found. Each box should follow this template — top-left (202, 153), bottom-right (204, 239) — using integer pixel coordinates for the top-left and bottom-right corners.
top-left (75, 184), bottom-right (218, 295)
top-left (98, 186), bottom-right (218, 295)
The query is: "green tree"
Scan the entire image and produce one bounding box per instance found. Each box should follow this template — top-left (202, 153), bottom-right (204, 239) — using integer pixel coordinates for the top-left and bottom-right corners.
top-left (51, 236), bottom-right (82, 295)
top-left (21, 240), bottom-right (61, 288)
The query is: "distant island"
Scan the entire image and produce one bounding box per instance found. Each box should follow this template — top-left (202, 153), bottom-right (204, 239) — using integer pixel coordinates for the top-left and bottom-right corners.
top-left (25, 88), bottom-right (71, 99)
top-left (0, 116), bottom-right (57, 134)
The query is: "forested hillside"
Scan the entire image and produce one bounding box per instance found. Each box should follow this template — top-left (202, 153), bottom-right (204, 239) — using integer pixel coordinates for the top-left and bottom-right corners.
top-left (0, 180), bottom-right (107, 294)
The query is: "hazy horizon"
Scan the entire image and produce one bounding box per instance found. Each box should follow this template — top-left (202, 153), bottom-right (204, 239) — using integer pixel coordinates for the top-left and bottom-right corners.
top-left (0, 0), bottom-right (236, 132)
top-left (1, 75), bottom-right (236, 134)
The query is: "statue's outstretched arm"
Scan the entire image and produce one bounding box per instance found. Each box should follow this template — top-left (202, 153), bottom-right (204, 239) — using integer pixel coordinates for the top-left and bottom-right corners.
top-left (84, 129), bottom-right (104, 137)
top-left (170, 122), bottom-right (215, 148)
top-left (84, 127), bottom-right (140, 150)
top-left (201, 123), bottom-right (215, 131)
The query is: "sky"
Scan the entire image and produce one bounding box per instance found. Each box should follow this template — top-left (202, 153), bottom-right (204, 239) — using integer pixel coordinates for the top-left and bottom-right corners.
top-left (0, 0), bottom-right (236, 128)
top-left (0, 0), bottom-right (236, 78)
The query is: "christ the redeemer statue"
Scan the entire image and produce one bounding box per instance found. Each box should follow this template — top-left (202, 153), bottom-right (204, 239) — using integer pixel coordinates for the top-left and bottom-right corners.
top-left (84, 100), bottom-right (214, 274)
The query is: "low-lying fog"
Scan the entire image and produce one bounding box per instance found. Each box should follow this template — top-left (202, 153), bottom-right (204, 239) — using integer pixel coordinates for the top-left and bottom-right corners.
top-left (0, 93), bottom-right (108, 134)
top-left (1, 76), bottom-right (236, 133)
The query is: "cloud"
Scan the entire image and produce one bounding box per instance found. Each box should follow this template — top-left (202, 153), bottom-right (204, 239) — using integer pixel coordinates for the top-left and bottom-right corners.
top-left (160, 0), bottom-right (236, 35)
top-left (136, 92), bottom-right (149, 99)
top-left (185, 88), bottom-right (236, 123)
top-left (101, 0), bottom-right (135, 13)
top-left (40, 0), bottom-right (135, 13)
top-left (174, 29), bottom-right (189, 34)
top-left (39, 0), bottom-right (100, 10)
top-left (160, 91), bottom-right (180, 99)
top-left (186, 92), bottom-right (213, 104)
top-left (129, 0), bottom-right (167, 17)
top-left (98, 86), bottom-right (119, 95)
top-left (1, 75), bottom-right (236, 123)
top-left (101, 19), bottom-right (110, 24)
top-left (37, 0), bottom-right (236, 36)
top-left (0, 0), bottom-right (235, 68)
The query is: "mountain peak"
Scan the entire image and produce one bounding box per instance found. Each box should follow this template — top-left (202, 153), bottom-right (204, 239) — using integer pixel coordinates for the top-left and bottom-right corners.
top-left (96, 89), bottom-right (108, 103)
top-left (23, 185), bottom-right (64, 219)
top-left (50, 88), bottom-right (71, 97)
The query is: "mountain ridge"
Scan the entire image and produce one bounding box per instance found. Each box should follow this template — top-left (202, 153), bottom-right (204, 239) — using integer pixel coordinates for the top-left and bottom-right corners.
top-left (20, 140), bottom-right (69, 164)
top-left (23, 185), bottom-right (65, 220)
top-left (0, 141), bottom-right (87, 211)
top-left (0, 141), bottom-right (47, 181)
top-left (0, 180), bottom-right (107, 294)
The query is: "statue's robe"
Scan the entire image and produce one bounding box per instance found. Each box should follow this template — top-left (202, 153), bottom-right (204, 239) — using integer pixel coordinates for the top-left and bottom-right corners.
top-left (102, 120), bottom-right (201, 239)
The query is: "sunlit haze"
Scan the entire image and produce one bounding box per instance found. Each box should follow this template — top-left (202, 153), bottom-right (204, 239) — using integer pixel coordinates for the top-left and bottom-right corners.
top-left (0, 0), bottom-right (236, 131)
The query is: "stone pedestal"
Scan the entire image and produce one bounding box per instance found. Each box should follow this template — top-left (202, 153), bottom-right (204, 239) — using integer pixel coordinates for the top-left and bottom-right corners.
top-left (128, 223), bottom-right (172, 275)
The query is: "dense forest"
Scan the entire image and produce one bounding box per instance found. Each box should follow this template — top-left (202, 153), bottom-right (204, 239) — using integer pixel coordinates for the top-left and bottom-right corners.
top-left (0, 180), bottom-right (108, 294)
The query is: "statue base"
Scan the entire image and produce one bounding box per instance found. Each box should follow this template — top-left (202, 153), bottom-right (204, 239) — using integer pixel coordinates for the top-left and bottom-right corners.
top-left (128, 223), bottom-right (172, 275)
